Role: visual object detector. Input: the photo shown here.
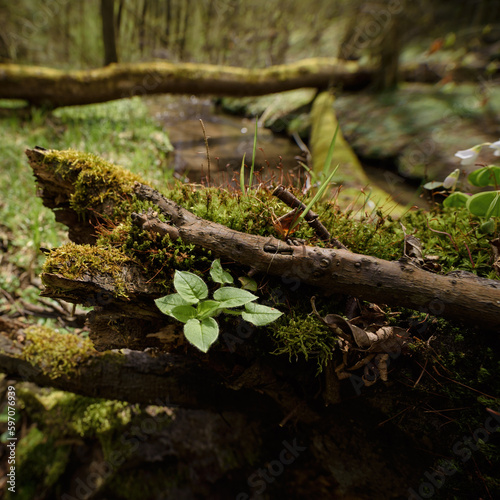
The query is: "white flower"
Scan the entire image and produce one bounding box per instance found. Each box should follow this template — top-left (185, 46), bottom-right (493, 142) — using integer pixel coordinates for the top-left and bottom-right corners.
top-left (443, 168), bottom-right (460, 189)
top-left (489, 140), bottom-right (500, 157)
top-left (454, 147), bottom-right (479, 165)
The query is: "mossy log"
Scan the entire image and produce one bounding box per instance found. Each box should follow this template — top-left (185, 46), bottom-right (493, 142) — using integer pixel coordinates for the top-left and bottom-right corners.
top-left (0, 58), bottom-right (493, 107)
top-left (0, 317), bottom-right (262, 413)
top-left (1, 147), bottom-right (499, 499)
top-left (0, 316), bottom-right (426, 499)
top-left (27, 146), bottom-right (500, 339)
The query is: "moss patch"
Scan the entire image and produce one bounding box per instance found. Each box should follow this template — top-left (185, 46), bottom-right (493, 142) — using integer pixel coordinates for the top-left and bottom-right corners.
top-left (269, 312), bottom-right (337, 373)
top-left (21, 326), bottom-right (96, 379)
top-left (41, 148), bottom-right (146, 213)
top-left (42, 242), bottom-right (132, 296)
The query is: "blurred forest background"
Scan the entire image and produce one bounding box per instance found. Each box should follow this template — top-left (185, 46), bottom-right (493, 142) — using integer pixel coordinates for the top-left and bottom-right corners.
top-left (1, 0), bottom-right (499, 70)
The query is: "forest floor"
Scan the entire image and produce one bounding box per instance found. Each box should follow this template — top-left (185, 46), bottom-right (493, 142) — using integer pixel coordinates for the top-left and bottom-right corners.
top-left (0, 94), bottom-right (499, 500)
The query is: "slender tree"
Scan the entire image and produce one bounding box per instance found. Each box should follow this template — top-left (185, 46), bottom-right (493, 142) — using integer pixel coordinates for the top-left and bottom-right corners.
top-left (101, 0), bottom-right (119, 65)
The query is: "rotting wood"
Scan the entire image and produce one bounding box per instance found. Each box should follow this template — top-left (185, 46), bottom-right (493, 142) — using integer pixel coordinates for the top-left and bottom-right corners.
top-left (0, 317), bottom-right (273, 413)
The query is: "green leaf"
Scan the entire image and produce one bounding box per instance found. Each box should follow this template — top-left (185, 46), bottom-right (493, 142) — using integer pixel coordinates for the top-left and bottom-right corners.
top-left (155, 293), bottom-right (192, 316)
top-left (173, 270), bottom-right (208, 303)
top-left (468, 165), bottom-right (500, 187)
top-left (239, 152), bottom-right (246, 194)
top-left (213, 287), bottom-right (257, 308)
top-left (423, 181), bottom-right (444, 190)
top-left (479, 218), bottom-right (496, 234)
top-left (171, 305), bottom-right (197, 323)
top-left (466, 191), bottom-right (500, 217)
top-left (238, 276), bottom-right (258, 291)
top-left (197, 300), bottom-right (222, 319)
top-left (183, 317), bottom-right (219, 353)
top-left (443, 192), bottom-right (469, 208)
top-left (210, 259), bottom-right (234, 284)
top-left (242, 302), bottom-right (283, 326)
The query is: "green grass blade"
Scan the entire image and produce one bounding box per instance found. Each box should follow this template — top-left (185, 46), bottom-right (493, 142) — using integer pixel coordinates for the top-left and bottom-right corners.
top-left (249, 118), bottom-right (258, 188)
top-left (240, 152), bottom-right (246, 194)
top-left (288, 128), bottom-right (341, 233)
top-left (322, 123), bottom-right (340, 177)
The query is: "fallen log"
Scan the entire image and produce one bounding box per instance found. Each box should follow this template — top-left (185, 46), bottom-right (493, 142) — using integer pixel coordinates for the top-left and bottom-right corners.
top-left (2, 147), bottom-right (496, 500)
top-left (25, 146), bottom-right (500, 335)
top-left (0, 317), bottom-right (278, 415)
top-left (1, 58), bottom-right (495, 108)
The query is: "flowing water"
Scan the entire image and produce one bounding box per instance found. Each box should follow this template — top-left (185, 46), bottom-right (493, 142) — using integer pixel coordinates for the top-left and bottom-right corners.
top-left (147, 95), bottom-right (422, 206)
top-left (147, 95), bottom-right (307, 186)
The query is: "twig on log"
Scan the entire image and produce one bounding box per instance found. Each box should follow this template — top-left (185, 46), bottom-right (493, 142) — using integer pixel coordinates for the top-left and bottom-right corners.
top-left (272, 184), bottom-right (347, 248)
top-left (132, 182), bottom-right (500, 332)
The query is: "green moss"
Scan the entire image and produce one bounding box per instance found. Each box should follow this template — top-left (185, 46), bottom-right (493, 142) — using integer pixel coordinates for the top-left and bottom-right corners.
top-left (11, 388), bottom-right (136, 500)
top-left (21, 326), bottom-right (96, 379)
top-left (41, 148), bottom-right (146, 213)
top-left (10, 426), bottom-right (71, 500)
top-left (269, 313), bottom-right (337, 373)
top-left (31, 390), bottom-right (133, 438)
top-left (42, 242), bottom-right (131, 296)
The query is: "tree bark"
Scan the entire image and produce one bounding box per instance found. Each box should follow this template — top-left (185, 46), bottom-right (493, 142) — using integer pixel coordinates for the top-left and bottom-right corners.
top-left (0, 58), bottom-right (492, 108)
top-left (0, 317), bottom-right (270, 413)
top-left (0, 315), bottom-right (427, 499)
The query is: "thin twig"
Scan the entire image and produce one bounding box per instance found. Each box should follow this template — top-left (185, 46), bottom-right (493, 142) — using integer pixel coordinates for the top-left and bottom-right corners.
top-left (272, 184), bottom-right (347, 248)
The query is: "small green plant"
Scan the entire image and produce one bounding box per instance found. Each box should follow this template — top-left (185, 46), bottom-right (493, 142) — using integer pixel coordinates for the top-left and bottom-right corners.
top-left (239, 117), bottom-right (259, 194)
top-left (154, 259), bottom-right (283, 352)
top-left (424, 141), bottom-right (500, 234)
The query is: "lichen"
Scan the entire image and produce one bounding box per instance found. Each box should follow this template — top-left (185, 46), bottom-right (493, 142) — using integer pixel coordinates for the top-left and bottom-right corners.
top-left (21, 325), bottom-right (96, 379)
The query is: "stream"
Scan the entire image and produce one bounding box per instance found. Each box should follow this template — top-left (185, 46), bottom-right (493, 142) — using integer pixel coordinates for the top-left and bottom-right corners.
top-left (147, 95), bottom-right (422, 207)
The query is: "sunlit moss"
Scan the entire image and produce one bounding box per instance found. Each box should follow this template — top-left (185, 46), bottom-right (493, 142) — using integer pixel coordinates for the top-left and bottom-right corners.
top-left (42, 242), bottom-right (131, 297)
top-left (41, 148), bottom-right (146, 213)
top-left (36, 391), bottom-right (133, 437)
top-left (21, 325), bottom-right (96, 379)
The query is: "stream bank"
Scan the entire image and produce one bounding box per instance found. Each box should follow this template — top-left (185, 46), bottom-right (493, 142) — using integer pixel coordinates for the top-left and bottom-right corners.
top-left (147, 81), bottom-right (500, 211)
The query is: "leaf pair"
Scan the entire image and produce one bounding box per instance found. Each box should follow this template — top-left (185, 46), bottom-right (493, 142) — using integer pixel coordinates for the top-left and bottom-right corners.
top-left (155, 260), bottom-right (283, 353)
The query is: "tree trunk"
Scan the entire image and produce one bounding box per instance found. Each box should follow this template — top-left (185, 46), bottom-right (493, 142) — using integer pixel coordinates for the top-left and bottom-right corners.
top-left (100, 0), bottom-right (119, 65)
